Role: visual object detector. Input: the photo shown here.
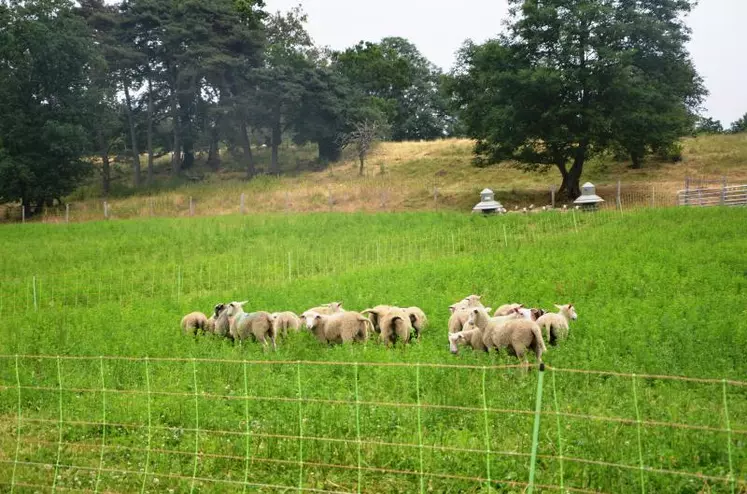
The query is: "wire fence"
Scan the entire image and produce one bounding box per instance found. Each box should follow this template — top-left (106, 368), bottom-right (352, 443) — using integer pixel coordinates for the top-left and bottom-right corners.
top-left (0, 178), bottom-right (690, 224)
top-left (0, 355), bottom-right (744, 493)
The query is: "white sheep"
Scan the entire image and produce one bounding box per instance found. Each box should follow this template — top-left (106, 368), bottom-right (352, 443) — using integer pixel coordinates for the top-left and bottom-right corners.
top-left (449, 294), bottom-right (485, 313)
top-left (377, 307), bottom-right (413, 346)
top-left (302, 311), bottom-right (372, 345)
top-left (448, 325), bottom-right (488, 353)
top-left (466, 307), bottom-right (546, 365)
top-left (271, 311), bottom-right (301, 338)
top-left (301, 301), bottom-right (344, 317)
top-left (448, 305), bottom-right (493, 333)
top-left (404, 306), bottom-right (427, 340)
top-left (494, 303), bottom-right (524, 317)
top-left (181, 311), bottom-right (208, 335)
top-left (361, 305), bottom-right (396, 333)
top-left (225, 301), bottom-right (276, 350)
top-left (536, 304), bottom-right (577, 346)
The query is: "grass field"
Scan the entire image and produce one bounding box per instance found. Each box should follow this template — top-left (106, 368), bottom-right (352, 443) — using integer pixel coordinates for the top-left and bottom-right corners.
top-left (0, 207), bottom-right (746, 493)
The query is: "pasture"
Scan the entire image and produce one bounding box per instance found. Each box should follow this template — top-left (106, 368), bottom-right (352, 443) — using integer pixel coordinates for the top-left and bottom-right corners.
top-left (0, 207), bottom-right (745, 493)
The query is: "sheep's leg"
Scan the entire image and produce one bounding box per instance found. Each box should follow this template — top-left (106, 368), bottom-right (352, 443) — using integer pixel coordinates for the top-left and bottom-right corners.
top-left (271, 333), bottom-right (277, 352)
top-left (549, 327), bottom-right (558, 346)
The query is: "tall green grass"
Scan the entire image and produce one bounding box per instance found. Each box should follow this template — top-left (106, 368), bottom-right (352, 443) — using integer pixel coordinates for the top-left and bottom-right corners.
top-left (0, 208), bottom-right (745, 493)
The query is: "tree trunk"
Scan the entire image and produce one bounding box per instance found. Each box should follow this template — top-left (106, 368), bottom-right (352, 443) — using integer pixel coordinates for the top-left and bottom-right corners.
top-left (270, 105), bottom-right (281, 175)
top-left (240, 119), bottom-right (255, 179)
top-left (146, 76), bottom-right (154, 185)
top-left (97, 129), bottom-right (111, 197)
top-left (358, 154), bottom-right (365, 176)
top-left (318, 137), bottom-right (341, 163)
top-left (207, 124), bottom-right (221, 170)
top-left (122, 79), bottom-right (141, 187)
top-left (170, 86), bottom-right (181, 176)
top-left (630, 149), bottom-right (643, 169)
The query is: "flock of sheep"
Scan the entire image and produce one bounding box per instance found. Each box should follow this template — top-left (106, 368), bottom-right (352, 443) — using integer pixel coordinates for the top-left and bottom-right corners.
top-left (180, 294), bottom-right (577, 365)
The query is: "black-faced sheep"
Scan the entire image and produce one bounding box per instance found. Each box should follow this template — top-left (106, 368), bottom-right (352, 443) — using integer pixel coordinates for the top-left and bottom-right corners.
top-left (225, 301), bottom-right (276, 350)
top-left (181, 311), bottom-right (208, 335)
top-left (302, 311), bottom-right (372, 345)
top-left (536, 304), bottom-right (577, 346)
top-left (467, 307), bottom-right (546, 365)
top-left (206, 303), bottom-right (226, 334)
top-left (271, 311), bottom-right (301, 338)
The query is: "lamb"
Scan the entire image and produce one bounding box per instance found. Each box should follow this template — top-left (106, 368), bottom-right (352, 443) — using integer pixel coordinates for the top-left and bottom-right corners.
top-left (536, 304), bottom-right (577, 346)
top-left (225, 301), bottom-right (276, 350)
top-left (271, 311), bottom-right (301, 338)
top-left (181, 311), bottom-right (208, 335)
top-left (206, 303), bottom-right (226, 334)
top-left (301, 302), bottom-right (344, 317)
top-left (377, 307), bottom-right (414, 346)
top-left (302, 311), bottom-right (372, 345)
top-left (403, 306), bottom-right (427, 340)
top-left (517, 307), bottom-right (546, 322)
top-left (361, 305), bottom-right (396, 333)
top-left (467, 307), bottom-right (546, 365)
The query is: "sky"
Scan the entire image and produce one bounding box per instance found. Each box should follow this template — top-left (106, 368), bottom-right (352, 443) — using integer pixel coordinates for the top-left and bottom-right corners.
top-left (265, 0), bottom-right (747, 126)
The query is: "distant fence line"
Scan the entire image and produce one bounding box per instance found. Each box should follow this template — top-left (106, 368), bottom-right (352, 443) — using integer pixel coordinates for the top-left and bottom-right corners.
top-left (0, 355), bottom-right (743, 493)
top-left (0, 179), bottom-right (709, 224)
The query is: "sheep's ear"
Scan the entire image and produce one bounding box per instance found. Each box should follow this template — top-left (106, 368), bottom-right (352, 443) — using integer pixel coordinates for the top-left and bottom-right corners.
top-left (555, 304), bottom-right (563, 310)
top-left (518, 304), bottom-right (524, 308)
top-left (568, 304), bottom-right (574, 309)
top-left (448, 305), bottom-right (456, 314)
top-left (314, 314), bottom-right (321, 320)
top-left (239, 301), bottom-right (248, 306)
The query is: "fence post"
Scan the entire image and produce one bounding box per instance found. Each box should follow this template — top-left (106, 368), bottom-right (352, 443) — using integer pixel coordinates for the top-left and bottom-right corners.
top-left (721, 176), bottom-right (727, 206)
top-left (651, 185), bottom-right (655, 209)
top-left (527, 363), bottom-right (546, 494)
top-left (32, 275), bottom-right (38, 311)
top-left (65, 204), bottom-right (70, 224)
top-left (616, 180), bottom-right (622, 210)
top-left (550, 186), bottom-right (556, 209)
top-left (433, 185), bottom-right (438, 204)
top-left (21, 206), bottom-right (25, 224)
top-left (684, 177), bottom-right (690, 206)
top-left (104, 201), bottom-right (109, 219)
top-left (285, 191), bottom-right (290, 213)
top-left (240, 193), bottom-right (245, 215)
top-left (189, 196), bottom-right (194, 216)
top-left (328, 186), bottom-right (333, 211)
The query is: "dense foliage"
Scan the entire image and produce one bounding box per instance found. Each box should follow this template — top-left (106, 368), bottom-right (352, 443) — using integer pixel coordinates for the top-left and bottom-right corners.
top-left (449, 0), bottom-right (705, 197)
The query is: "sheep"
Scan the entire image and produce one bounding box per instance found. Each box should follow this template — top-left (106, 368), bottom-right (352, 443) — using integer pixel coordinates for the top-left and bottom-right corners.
top-left (225, 301), bottom-right (276, 350)
top-left (494, 303), bottom-right (524, 317)
top-left (449, 294), bottom-right (485, 313)
top-left (536, 304), bottom-right (577, 346)
top-left (467, 307), bottom-right (546, 365)
top-left (361, 305), bottom-right (396, 333)
top-left (448, 325), bottom-right (488, 353)
top-left (271, 311), bottom-right (301, 338)
top-left (181, 311), bottom-right (208, 335)
top-left (517, 307), bottom-right (546, 322)
top-left (301, 301), bottom-right (344, 317)
top-left (377, 307), bottom-right (413, 346)
top-left (302, 311), bottom-right (372, 345)
top-left (404, 306), bottom-right (427, 340)
top-left (206, 303), bottom-right (226, 334)
top-left (448, 305), bottom-right (493, 333)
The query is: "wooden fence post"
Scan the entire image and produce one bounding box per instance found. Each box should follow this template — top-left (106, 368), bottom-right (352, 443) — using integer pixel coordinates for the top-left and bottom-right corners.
top-left (240, 193), bottom-right (245, 215)
top-left (65, 204), bottom-right (69, 223)
top-left (189, 196), bottom-right (194, 216)
top-left (550, 185), bottom-right (556, 209)
top-left (721, 176), bottom-right (727, 206)
top-left (616, 180), bottom-right (621, 210)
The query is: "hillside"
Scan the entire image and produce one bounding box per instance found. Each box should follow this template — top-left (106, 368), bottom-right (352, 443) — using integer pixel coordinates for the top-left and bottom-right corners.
top-left (7, 133), bottom-right (747, 222)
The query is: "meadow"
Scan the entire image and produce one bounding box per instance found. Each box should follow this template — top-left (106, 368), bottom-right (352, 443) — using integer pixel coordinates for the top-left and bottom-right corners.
top-left (0, 207), bottom-right (745, 493)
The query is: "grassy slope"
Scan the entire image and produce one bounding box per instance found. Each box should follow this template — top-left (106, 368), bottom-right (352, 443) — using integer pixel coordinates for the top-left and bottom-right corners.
top-left (12, 133), bottom-right (747, 222)
top-left (0, 207), bottom-right (745, 492)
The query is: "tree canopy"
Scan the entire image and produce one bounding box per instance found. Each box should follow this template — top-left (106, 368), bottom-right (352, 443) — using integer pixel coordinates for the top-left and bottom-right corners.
top-left (449, 0), bottom-right (705, 197)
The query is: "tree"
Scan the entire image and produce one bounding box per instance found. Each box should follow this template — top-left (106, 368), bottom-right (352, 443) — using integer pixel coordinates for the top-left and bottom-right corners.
top-left (730, 113), bottom-right (747, 134)
top-left (450, 0), bottom-right (705, 198)
top-left (339, 120), bottom-right (389, 176)
top-left (335, 37), bottom-right (452, 141)
top-left (695, 117), bottom-right (724, 135)
top-left (0, 0), bottom-right (96, 215)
